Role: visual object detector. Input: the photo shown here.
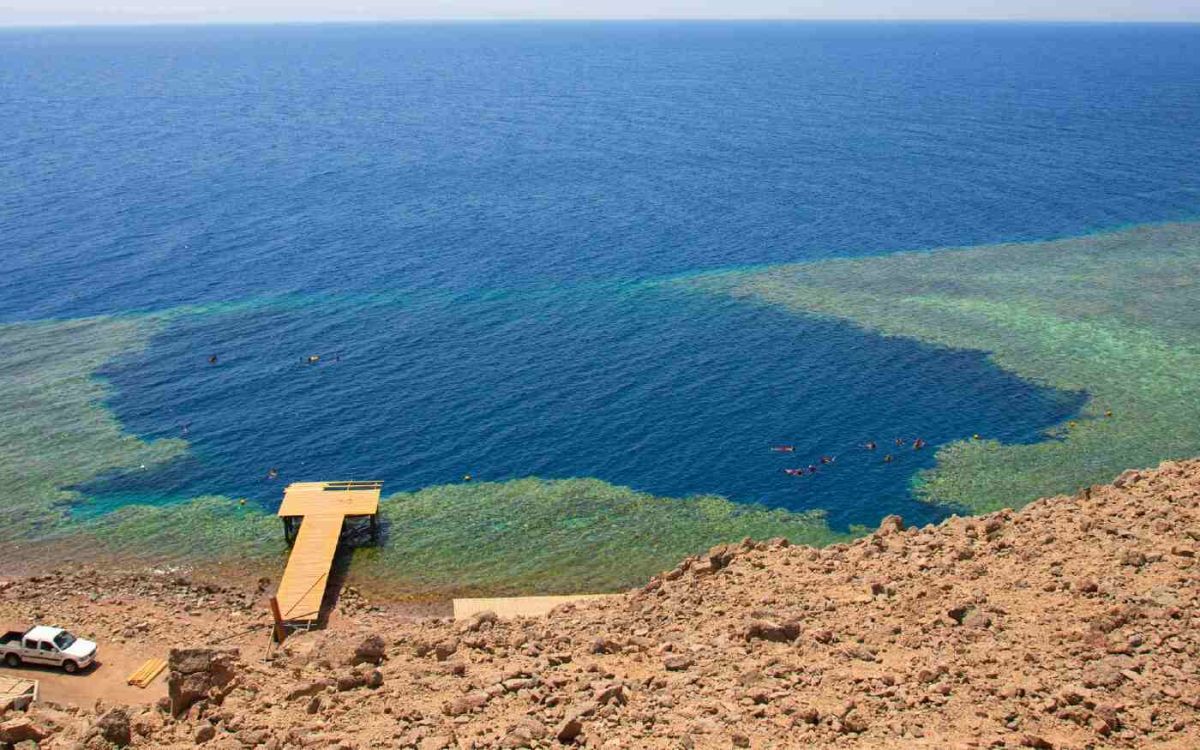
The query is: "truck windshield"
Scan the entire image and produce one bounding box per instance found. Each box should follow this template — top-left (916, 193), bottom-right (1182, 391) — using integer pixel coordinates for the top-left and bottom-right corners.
top-left (53, 631), bottom-right (76, 650)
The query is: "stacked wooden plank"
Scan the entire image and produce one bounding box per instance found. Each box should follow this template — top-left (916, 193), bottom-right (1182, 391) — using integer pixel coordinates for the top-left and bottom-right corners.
top-left (126, 657), bottom-right (167, 688)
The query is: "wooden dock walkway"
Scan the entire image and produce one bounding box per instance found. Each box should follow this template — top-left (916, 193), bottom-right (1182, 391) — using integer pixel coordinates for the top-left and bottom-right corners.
top-left (274, 481), bottom-right (382, 626)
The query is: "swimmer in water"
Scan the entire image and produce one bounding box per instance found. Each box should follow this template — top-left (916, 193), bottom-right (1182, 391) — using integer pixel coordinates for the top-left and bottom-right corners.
top-left (883, 454), bottom-right (894, 463)
top-left (208, 354), bottom-right (218, 365)
top-left (267, 468), bottom-right (279, 480)
top-left (306, 355), bottom-right (320, 364)
top-left (864, 441), bottom-right (876, 451)
top-left (783, 468), bottom-right (804, 476)
top-left (894, 437), bottom-right (906, 447)
top-left (913, 438), bottom-right (926, 450)
top-left (462, 473), bottom-right (473, 482)
top-left (820, 455), bottom-right (834, 464)
top-left (771, 445), bottom-right (796, 453)
top-left (807, 465), bottom-right (819, 475)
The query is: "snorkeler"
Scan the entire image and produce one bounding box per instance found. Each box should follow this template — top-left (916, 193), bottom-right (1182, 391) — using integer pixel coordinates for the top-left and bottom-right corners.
top-left (783, 468), bottom-right (804, 476)
top-left (771, 445), bottom-right (796, 453)
top-left (820, 455), bottom-right (835, 464)
top-left (807, 465), bottom-right (819, 474)
top-left (306, 355), bottom-right (320, 364)
top-left (883, 454), bottom-right (894, 463)
top-left (894, 437), bottom-right (906, 447)
top-left (267, 467), bottom-right (279, 480)
top-left (208, 354), bottom-right (218, 365)
top-left (913, 438), bottom-right (926, 450)
top-left (462, 473), bottom-right (473, 482)
top-left (864, 441), bottom-right (876, 451)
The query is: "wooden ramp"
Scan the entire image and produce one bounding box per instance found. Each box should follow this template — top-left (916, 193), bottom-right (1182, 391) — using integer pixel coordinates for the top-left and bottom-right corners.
top-left (274, 481), bottom-right (382, 626)
top-left (453, 594), bottom-right (618, 620)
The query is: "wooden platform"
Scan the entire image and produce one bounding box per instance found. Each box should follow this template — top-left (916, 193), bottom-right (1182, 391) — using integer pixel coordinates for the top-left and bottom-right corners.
top-left (278, 481), bottom-right (383, 518)
top-left (0, 675), bottom-right (37, 711)
top-left (453, 594), bottom-right (617, 620)
top-left (274, 481), bottom-right (381, 625)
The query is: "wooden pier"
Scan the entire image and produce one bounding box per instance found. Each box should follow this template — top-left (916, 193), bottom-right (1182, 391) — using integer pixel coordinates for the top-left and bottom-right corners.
top-left (273, 481), bottom-right (382, 628)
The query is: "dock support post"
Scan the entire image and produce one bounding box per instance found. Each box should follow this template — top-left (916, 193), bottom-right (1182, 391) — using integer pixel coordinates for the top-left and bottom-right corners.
top-left (282, 517), bottom-right (298, 546)
top-left (270, 596), bottom-right (287, 644)
top-left (370, 515), bottom-right (379, 545)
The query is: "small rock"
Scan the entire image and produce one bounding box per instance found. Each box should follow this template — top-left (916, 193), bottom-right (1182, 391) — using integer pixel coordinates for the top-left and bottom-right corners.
top-left (841, 713), bottom-right (869, 734)
top-left (285, 679), bottom-right (331, 701)
top-left (460, 611), bottom-right (498, 633)
top-left (194, 723), bottom-right (216, 744)
top-left (1120, 550), bottom-right (1147, 567)
top-left (594, 682), bottom-right (627, 706)
top-left (352, 634), bottom-right (386, 665)
top-left (443, 691), bottom-right (490, 716)
top-left (664, 655), bottom-right (694, 671)
top-left (743, 619), bottom-right (802, 643)
top-left (556, 718), bottom-right (583, 743)
top-left (878, 515), bottom-right (906, 535)
top-left (336, 672), bottom-right (367, 691)
top-left (433, 640), bottom-right (458, 661)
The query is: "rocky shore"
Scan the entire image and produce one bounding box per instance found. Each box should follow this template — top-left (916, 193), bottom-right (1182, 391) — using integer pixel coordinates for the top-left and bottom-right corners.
top-left (2, 459), bottom-right (1198, 749)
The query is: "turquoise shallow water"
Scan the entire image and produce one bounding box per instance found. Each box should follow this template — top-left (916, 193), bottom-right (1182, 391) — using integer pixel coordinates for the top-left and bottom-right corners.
top-left (1, 22), bottom-right (1198, 550)
top-left (82, 284), bottom-right (1082, 530)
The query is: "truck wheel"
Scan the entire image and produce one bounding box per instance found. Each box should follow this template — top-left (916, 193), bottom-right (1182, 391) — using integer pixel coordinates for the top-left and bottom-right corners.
top-left (3, 653), bottom-right (19, 668)
top-left (62, 659), bottom-right (79, 674)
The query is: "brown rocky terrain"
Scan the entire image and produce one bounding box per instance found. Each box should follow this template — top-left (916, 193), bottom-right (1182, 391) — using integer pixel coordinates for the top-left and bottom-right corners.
top-left (2, 458), bottom-right (1199, 749)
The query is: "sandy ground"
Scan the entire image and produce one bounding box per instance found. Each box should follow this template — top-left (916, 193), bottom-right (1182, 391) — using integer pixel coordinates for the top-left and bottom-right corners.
top-left (0, 640), bottom-right (166, 709)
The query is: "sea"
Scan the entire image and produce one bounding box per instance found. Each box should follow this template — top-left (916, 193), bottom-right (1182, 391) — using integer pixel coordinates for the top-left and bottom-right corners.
top-left (2, 21), bottom-right (1199, 531)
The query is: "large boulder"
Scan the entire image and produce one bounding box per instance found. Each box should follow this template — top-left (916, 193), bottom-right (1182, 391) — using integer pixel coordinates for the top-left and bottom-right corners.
top-left (0, 716), bottom-right (49, 744)
top-left (92, 707), bottom-right (132, 747)
top-left (167, 648), bottom-right (240, 717)
top-left (352, 633), bottom-right (387, 666)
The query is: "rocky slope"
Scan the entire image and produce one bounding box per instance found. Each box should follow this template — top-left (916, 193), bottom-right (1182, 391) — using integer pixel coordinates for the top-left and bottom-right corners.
top-left (2, 459), bottom-right (1199, 749)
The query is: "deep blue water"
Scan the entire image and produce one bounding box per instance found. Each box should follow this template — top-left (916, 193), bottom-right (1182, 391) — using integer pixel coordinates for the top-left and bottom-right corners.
top-left (3, 22), bottom-right (1199, 530)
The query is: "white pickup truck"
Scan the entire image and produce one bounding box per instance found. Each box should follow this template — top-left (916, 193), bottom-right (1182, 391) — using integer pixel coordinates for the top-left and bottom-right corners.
top-left (0, 626), bottom-right (98, 673)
